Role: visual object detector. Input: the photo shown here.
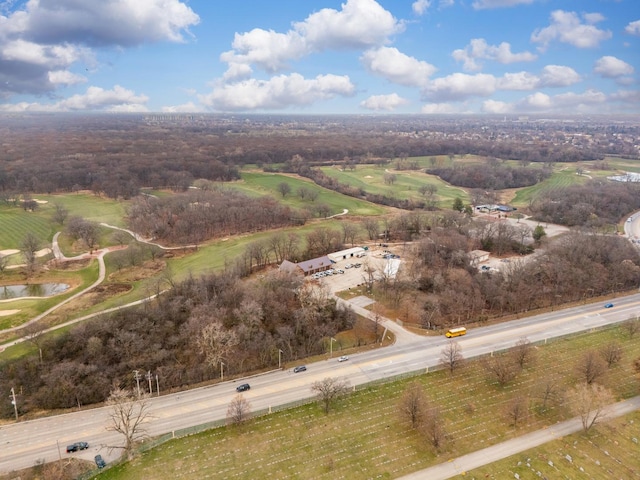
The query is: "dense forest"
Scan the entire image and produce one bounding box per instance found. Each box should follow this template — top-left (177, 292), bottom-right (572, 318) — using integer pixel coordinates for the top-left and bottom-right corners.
top-left (529, 180), bottom-right (640, 227)
top-left (0, 270), bottom-right (356, 416)
top-left (426, 164), bottom-right (552, 190)
top-left (0, 113), bottom-right (619, 200)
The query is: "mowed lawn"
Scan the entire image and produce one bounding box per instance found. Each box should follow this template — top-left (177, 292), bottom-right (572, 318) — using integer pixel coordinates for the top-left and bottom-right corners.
top-left (320, 165), bottom-right (468, 208)
top-left (0, 207), bottom-right (55, 251)
top-left (227, 172), bottom-right (388, 216)
top-left (94, 325), bottom-right (640, 480)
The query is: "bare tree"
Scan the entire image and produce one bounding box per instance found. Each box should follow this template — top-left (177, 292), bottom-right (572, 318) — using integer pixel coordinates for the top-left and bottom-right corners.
top-left (362, 218), bottom-right (380, 241)
top-left (623, 316), bottom-right (640, 339)
top-left (566, 383), bottom-right (614, 433)
top-left (106, 388), bottom-right (151, 459)
top-left (226, 394), bottom-right (251, 426)
top-left (599, 342), bottom-right (623, 368)
top-left (505, 396), bottom-right (528, 428)
top-left (23, 322), bottom-right (47, 363)
top-left (533, 377), bottom-right (562, 413)
top-left (51, 202), bottom-right (69, 225)
top-left (0, 253), bottom-right (9, 273)
top-left (277, 182), bottom-right (291, 198)
top-left (21, 232), bottom-right (40, 276)
top-left (421, 406), bottom-right (447, 450)
top-left (440, 341), bottom-right (464, 374)
top-left (576, 350), bottom-right (607, 385)
top-left (311, 377), bottom-right (350, 414)
top-left (511, 337), bottom-right (535, 369)
top-left (340, 222), bottom-right (359, 247)
top-left (483, 354), bottom-right (518, 387)
top-left (195, 320), bottom-right (239, 372)
top-left (399, 381), bottom-right (426, 429)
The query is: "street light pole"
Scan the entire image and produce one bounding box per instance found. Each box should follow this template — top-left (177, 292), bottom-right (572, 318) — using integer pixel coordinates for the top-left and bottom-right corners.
top-left (330, 337), bottom-right (337, 358)
top-left (10, 387), bottom-right (18, 420)
top-left (133, 370), bottom-right (141, 398)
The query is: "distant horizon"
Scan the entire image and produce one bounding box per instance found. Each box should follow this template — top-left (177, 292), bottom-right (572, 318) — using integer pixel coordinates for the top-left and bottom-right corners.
top-left (0, 1), bottom-right (637, 115)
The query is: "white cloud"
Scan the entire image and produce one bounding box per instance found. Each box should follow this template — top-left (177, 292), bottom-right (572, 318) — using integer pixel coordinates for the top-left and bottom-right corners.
top-left (295, 0), bottom-right (403, 50)
top-left (531, 10), bottom-right (612, 50)
top-left (625, 20), bottom-right (640, 36)
top-left (0, 85), bottom-right (148, 112)
top-left (538, 65), bottom-right (581, 87)
top-left (412, 0), bottom-right (431, 16)
top-left (220, 29), bottom-right (307, 73)
top-left (360, 93), bottom-right (409, 111)
top-left (0, 0), bottom-right (198, 98)
top-left (517, 89), bottom-right (607, 112)
top-left (361, 47), bottom-right (436, 87)
top-left (57, 85), bottom-right (149, 111)
top-left (452, 38), bottom-right (536, 71)
top-left (221, 0), bottom-right (403, 77)
top-left (594, 56), bottom-right (634, 78)
top-left (472, 0), bottom-right (534, 10)
top-left (497, 72), bottom-right (539, 90)
top-left (48, 70), bottom-right (86, 86)
top-left (16, 0), bottom-right (200, 47)
top-left (482, 99), bottom-right (513, 113)
top-left (200, 73), bottom-right (355, 111)
top-left (420, 102), bottom-right (463, 114)
top-left (423, 73), bottom-right (497, 101)
top-left (162, 102), bottom-right (205, 113)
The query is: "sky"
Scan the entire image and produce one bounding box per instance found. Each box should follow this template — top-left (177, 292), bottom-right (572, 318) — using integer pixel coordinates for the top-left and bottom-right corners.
top-left (0, 0), bottom-right (638, 115)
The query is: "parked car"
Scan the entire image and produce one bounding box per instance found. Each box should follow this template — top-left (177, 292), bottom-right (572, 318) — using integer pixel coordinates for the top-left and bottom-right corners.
top-left (338, 355), bottom-right (349, 362)
top-left (94, 454), bottom-right (106, 469)
top-left (604, 303), bottom-right (614, 308)
top-left (236, 383), bottom-right (250, 392)
top-left (345, 264), bottom-right (352, 269)
top-left (293, 365), bottom-right (307, 373)
top-left (66, 442), bottom-right (89, 453)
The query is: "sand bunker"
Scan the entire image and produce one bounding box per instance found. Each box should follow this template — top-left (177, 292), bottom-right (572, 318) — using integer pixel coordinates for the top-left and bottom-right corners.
top-left (0, 249), bottom-right (20, 256)
top-left (364, 175), bottom-right (373, 179)
top-left (0, 310), bottom-right (19, 317)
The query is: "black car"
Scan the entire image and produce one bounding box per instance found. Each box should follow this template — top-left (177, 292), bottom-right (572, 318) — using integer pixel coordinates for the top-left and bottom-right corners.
top-left (94, 454), bottom-right (106, 469)
top-left (236, 383), bottom-right (250, 392)
top-left (66, 442), bottom-right (89, 453)
top-left (293, 365), bottom-right (307, 373)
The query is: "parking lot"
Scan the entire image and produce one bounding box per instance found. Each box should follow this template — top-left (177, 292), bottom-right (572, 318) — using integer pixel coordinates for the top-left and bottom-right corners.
top-left (308, 247), bottom-right (402, 294)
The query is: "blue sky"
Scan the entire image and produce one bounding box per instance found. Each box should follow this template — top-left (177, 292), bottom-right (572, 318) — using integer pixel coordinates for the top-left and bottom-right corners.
top-left (0, 0), bottom-right (638, 114)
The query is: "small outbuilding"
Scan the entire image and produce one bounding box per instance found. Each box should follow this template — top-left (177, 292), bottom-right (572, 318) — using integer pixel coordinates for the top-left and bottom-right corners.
top-left (328, 247), bottom-right (365, 262)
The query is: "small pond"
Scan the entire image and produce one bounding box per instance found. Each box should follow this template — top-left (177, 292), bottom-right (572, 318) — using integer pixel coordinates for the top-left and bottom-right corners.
top-left (0, 283), bottom-right (70, 300)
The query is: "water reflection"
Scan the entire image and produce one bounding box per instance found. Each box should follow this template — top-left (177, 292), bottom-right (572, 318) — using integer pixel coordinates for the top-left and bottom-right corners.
top-left (0, 283), bottom-right (70, 300)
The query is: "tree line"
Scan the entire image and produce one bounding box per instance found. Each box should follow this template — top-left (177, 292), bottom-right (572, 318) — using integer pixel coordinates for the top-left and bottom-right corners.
top-left (0, 270), bottom-right (356, 417)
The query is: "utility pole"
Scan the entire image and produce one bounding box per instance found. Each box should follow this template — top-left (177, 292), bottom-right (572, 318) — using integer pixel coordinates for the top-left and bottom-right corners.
top-left (220, 362), bottom-right (225, 381)
top-left (278, 349), bottom-right (283, 369)
top-left (330, 337), bottom-right (337, 358)
top-left (155, 374), bottom-right (160, 397)
top-left (10, 387), bottom-right (18, 420)
top-left (146, 370), bottom-right (153, 394)
top-left (133, 370), bottom-right (141, 398)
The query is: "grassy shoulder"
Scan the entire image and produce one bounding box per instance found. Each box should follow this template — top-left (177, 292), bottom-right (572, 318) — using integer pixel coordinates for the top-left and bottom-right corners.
top-left (91, 324), bottom-right (640, 480)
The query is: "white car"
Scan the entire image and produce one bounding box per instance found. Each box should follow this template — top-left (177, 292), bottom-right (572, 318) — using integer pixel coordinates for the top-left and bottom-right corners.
top-left (338, 355), bottom-right (349, 362)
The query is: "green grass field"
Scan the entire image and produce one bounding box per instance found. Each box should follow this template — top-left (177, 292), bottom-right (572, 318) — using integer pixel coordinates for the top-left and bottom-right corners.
top-left (467, 409), bottom-right (640, 479)
top-left (227, 172), bottom-right (388, 216)
top-left (320, 164), bottom-right (468, 208)
top-left (90, 324), bottom-right (640, 480)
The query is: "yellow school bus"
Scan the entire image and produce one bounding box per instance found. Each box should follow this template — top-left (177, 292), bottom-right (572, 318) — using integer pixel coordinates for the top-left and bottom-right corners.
top-left (445, 327), bottom-right (467, 338)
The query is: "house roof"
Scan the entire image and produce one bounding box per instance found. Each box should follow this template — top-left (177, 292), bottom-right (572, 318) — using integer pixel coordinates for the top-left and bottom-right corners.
top-left (296, 255), bottom-right (333, 273)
